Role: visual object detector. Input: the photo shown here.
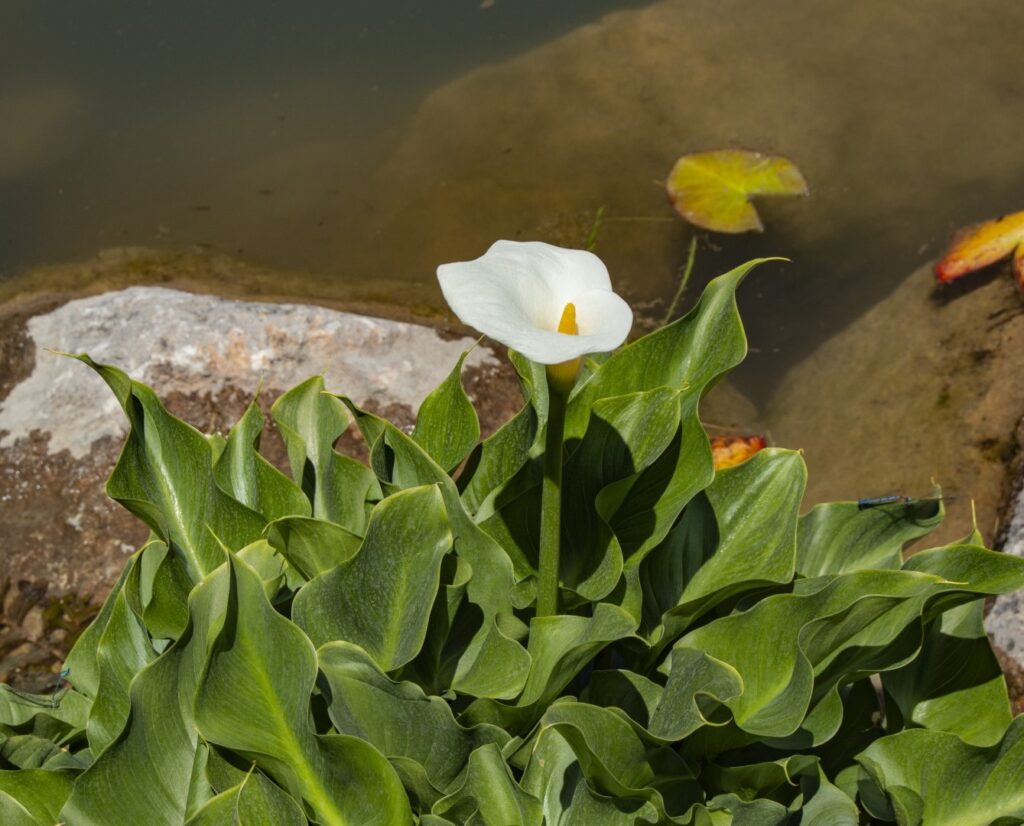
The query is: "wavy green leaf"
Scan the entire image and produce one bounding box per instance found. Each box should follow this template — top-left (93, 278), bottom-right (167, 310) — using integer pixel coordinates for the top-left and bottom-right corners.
top-left (75, 355), bottom-right (266, 580)
top-left (318, 641), bottom-right (509, 805)
top-left (797, 497), bottom-right (943, 578)
top-left (184, 769), bottom-right (306, 826)
top-left (271, 376), bottom-right (380, 533)
top-left (521, 726), bottom-right (661, 825)
top-left (663, 556), bottom-right (1024, 743)
top-left (194, 551), bottom-right (411, 825)
top-left (0, 769), bottom-right (74, 826)
top-left (459, 396), bottom-right (536, 516)
top-left (536, 700), bottom-right (700, 818)
top-left (265, 515), bottom-right (362, 580)
top-left (413, 350), bottom-right (481, 473)
top-left (293, 485), bottom-right (452, 670)
top-left (857, 716), bottom-right (1024, 825)
top-left (63, 560), bottom-right (228, 825)
top-left (645, 449), bottom-right (805, 651)
top-left (431, 743), bottom-right (541, 826)
top-left (341, 399), bottom-right (532, 699)
top-left (882, 599), bottom-right (1011, 746)
top-left (213, 394), bottom-right (311, 521)
top-left (85, 554), bottom-right (157, 755)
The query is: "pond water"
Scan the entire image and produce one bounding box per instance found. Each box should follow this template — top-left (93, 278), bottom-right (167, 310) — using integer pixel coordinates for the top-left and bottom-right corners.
top-left (4, 0), bottom-right (1024, 403)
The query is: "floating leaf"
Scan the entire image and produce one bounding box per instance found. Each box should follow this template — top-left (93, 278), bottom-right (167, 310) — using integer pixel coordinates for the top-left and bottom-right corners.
top-left (934, 209), bottom-right (1024, 286)
top-left (666, 150), bottom-right (808, 233)
top-left (710, 434), bottom-right (766, 469)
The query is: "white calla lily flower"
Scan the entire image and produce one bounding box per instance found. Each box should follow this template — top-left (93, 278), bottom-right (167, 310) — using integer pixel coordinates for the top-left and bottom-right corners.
top-left (437, 240), bottom-right (633, 365)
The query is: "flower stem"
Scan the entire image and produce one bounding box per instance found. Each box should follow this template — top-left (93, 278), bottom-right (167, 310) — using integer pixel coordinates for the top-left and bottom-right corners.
top-left (537, 374), bottom-right (569, 617)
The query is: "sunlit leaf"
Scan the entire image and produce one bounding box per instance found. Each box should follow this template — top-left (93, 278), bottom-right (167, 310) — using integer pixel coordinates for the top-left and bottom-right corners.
top-left (293, 485), bottom-right (453, 671)
top-left (0, 770), bottom-right (74, 826)
top-left (857, 716), bottom-right (1024, 825)
top-left (413, 350), bottom-right (481, 474)
top-left (666, 150), bottom-right (808, 233)
top-left (194, 551), bottom-right (411, 825)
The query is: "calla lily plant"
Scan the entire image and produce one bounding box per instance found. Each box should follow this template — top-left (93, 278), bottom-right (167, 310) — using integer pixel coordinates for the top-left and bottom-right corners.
top-left (438, 240), bottom-right (634, 615)
top-left (4, 243), bottom-right (1023, 824)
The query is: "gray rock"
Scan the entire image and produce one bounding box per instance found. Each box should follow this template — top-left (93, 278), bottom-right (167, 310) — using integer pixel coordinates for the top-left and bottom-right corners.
top-left (0, 286), bottom-right (510, 597)
top-left (0, 286), bottom-right (496, 458)
top-left (989, 483), bottom-right (1024, 664)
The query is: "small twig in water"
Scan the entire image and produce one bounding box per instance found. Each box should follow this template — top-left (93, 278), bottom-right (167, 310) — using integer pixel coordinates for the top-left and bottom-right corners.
top-left (663, 235), bottom-right (698, 325)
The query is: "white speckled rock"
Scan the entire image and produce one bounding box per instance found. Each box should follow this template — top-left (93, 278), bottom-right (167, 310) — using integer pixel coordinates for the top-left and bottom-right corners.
top-left (0, 286), bottom-right (496, 458)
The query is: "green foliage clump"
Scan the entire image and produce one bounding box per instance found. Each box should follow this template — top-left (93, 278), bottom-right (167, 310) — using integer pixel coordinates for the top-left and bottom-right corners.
top-left (2, 261), bottom-right (1023, 825)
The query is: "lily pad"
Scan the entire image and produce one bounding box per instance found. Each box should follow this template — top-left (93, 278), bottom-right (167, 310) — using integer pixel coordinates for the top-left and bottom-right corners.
top-left (666, 150), bottom-right (808, 233)
top-left (934, 209), bottom-right (1024, 287)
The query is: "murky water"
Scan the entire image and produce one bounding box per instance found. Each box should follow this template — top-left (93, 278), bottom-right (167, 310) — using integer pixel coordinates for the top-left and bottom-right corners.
top-left (4, 0), bottom-right (1024, 402)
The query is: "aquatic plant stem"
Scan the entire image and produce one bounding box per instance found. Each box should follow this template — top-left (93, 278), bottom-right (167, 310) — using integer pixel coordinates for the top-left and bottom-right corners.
top-left (663, 235), bottom-right (698, 325)
top-left (537, 373), bottom-right (569, 617)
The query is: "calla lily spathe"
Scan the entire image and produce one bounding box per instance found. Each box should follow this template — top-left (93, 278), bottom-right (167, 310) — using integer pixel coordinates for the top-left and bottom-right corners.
top-left (437, 240), bottom-right (633, 365)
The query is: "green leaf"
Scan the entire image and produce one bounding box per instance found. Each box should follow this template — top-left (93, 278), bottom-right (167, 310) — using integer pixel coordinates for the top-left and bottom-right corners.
top-left (797, 497), bottom-right (943, 578)
top-left (857, 716), bottom-right (1024, 826)
top-left (194, 551), bottom-right (411, 825)
top-left (64, 559), bottom-right (229, 826)
top-left (141, 542), bottom-right (192, 640)
top-left (85, 554), bottom-right (157, 755)
top-left (463, 604), bottom-right (637, 734)
top-left (648, 449), bottom-right (805, 649)
top-left (567, 259), bottom-right (766, 440)
top-left (213, 394), bottom-right (311, 521)
top-left (318, 641), bottom-right (509, 804)
top-left (0, 770), bottom-right (74, 826)
top-left (534, 701), bottom-right (700, 818)
top-left (271, 376), bottom-right (380, 533)
top-left (341, 399), bottom-right (531, 699)
top-left (663, 561), bottom-right (1022, 743)
top-left (292, 485), bottom-right (453, 670)
top-left (882, 600), bottom-right (1012, 746)
top-left (431, 743), bottom-right (542, 826)
top-left (413, 351), bottom-right (481, 474)
top-left (797, 768), bottom-right (859, 826)
top-left (519, 605), bottom-right (638, 711)
top-left (521, 726), bottom-right (661, 825)
top-left (75, 355), bottom-right (266, 580)
top-left (562, 387), bottom-right (682, 600)
top-left (0, 734), bottom-right (88, 770)
top-left (459, 399), bottom-right (537, 517)
top-left (666, 150), bottom-right (808, 233)
top-left (63, 558), bottom-right (135, 700)
top-left (570, 261), bottom-right (771, 565)
top-left (265, 515), bottom-right (362, 580)
top-left (184, 770), bottom-right (306, 826)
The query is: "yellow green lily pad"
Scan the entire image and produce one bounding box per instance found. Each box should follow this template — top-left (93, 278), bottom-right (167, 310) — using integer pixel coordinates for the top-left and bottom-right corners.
top-left (666, 150), bottom-right (809, 233)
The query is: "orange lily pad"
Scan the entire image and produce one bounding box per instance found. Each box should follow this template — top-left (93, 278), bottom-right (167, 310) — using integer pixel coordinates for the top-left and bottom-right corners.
top-left (934, 210), bottom-right (1024, 288)
top-left (666, 150), bottom-right (808, 233)
top-left (711, 435), bottom-right (767, 470)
